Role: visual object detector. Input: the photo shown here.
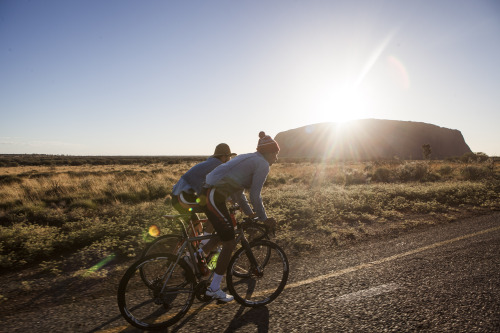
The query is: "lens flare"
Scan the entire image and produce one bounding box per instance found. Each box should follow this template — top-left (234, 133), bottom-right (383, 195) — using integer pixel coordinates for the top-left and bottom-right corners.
top-left (84, 253), bottom-right (116, 276)
top-left (388, 55), bottom-right (410, 90)
top-left (148, 224), bottom-right (161, 237)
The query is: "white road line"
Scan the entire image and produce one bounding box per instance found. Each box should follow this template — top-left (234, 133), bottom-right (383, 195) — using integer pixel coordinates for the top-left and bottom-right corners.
top-left (285, 225), bottom-right (500, 290)
top-left (334, 283), bottom-right (399, 303)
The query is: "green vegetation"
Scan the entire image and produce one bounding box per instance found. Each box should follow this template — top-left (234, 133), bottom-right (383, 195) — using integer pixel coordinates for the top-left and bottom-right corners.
top-left (0, 154), bottom-right (204, 167)
top-left (0, 155), bottom-right (498, 275)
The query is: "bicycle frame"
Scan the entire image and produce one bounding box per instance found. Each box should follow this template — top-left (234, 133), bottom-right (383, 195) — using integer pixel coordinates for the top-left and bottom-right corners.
top-left (163, 214), bottom-right (261, 280)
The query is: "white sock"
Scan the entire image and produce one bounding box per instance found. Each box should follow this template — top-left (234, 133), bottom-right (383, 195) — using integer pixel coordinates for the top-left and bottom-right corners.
top-left (209, 273), bottom-right (223, 291)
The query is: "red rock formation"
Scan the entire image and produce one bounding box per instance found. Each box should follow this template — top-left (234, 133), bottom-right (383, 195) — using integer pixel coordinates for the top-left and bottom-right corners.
top-left (275, 119), bottom-right (472, 160)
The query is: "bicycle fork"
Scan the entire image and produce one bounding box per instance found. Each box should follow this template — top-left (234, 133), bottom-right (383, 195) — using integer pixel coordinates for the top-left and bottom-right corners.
top-left (239, 235), bottom-right (263, 277)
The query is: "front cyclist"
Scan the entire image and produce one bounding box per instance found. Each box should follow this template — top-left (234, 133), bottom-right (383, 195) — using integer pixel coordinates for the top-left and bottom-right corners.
top-left (199, 131), bottom-right (279, 303)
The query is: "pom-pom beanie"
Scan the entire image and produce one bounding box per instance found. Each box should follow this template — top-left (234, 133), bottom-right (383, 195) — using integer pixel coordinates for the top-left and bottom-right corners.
top-left (256, 131), bottom-right (280, 153)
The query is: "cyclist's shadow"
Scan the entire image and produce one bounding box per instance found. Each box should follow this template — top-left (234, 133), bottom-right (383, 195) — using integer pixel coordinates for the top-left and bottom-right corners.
top-left (224, 305), bottom-right (270, 333)
top-left (168, 303), bottom-right (269, 333)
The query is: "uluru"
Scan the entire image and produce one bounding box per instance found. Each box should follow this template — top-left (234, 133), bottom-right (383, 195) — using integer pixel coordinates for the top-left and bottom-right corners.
top-left (274, 119), bottom-right (472, 160)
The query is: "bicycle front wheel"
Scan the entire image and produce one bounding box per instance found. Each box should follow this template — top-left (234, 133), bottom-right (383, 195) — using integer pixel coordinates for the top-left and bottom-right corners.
top-left (232, 223), bottom-right (271, 278)
top-left (226, 240), bottom-right (289, 307)
top-left (117, 254), bottom-right (195, 330)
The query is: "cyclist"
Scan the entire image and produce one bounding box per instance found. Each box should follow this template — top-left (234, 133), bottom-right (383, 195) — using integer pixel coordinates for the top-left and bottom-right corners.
top-left (171, 143), bottom-right (236, 218)
top-left (171, 143), bottom-right (236, 274)
top-left (200, 131), bottom-right (279, 302)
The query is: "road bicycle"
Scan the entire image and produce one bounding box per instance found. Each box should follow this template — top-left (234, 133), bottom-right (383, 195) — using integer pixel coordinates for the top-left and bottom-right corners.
top-left (117, 208), bottom-right (289, 330)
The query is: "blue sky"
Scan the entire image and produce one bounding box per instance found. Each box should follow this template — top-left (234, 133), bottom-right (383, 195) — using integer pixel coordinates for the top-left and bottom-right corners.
top-left (1, 0), bottom-right (499, 156)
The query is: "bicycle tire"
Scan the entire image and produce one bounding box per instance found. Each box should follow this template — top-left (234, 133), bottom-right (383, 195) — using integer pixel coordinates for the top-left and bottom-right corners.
top-left (141, 234), bottom-right (184, 257)
top-left (242, 222), bottom-right (269, 243)
top-left (117, 253), bottom-right (195, 330)
top-left (226, 240), bottom-right (289, 307)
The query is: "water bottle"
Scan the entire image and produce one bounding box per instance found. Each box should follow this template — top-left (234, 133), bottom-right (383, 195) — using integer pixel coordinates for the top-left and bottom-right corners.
top-left (207, 248), bottom-right (221, 270)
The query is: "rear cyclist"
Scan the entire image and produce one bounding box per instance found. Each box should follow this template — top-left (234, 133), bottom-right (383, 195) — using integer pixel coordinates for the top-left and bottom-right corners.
top-left (171, 143), bottom-right (236, 274)
top-left (171, 143), bottom-right (236, 218)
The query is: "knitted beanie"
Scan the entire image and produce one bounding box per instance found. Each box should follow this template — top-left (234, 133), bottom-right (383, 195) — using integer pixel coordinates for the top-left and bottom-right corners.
top-left (256, 131), bottom-right (280, 153)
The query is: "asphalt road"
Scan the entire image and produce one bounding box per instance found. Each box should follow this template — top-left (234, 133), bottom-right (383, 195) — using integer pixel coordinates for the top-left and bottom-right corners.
top-left (2, 212), bottom-right (499, 332)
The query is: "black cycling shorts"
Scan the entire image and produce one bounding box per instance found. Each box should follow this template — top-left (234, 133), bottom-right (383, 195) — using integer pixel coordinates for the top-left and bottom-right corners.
top-left (203, 187), bottom-right (235, 241)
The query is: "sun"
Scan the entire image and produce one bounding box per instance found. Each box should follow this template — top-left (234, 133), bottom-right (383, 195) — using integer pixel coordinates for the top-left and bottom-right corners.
top-left (318, 83), bottom-right (372, 124)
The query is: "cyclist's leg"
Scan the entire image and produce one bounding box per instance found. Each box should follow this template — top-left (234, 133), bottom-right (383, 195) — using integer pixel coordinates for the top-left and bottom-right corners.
top-left (203, 187), bottom-right (237, 302)
top-left (200, 233), bottom-right (220, 255)
top-left (173, 192), bottom-right (206, 244)
top-left (214, 238), bottom-right (236, 276)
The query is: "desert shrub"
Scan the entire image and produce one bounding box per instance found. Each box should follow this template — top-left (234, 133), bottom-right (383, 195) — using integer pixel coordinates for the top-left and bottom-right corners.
top-left (460, 166), bottom-right (488, 181)
top-left (398, 161), bottom-right (429, 182)
top-left (425, 172), bottom-right (441, 182)
top-left (411, 200), bottom-right (447, 213)
top-left (389, 195), bottom-right (411, 211)
top-left (438, 165), bottom-right (453, 176)
top-left (343, 169), bottom-right (368, 185)
top-left (0, 199), bottom-right (23, 212)
top-left (68, 199), bottom-right (97, 210)
top-left (144, 180), bottom-right (169, 199)
top-left (372, 167), bottom-right (393, 182)
top-left (5, 204), bottom-right (68, 227)
top-left (460, 152), bottom-right (490, 163)
top-left (38, 260), bottom-right (62, 275)
top-left (265, 175), bottom-right (287, 186)
top-left (0, 223), bottom-right (62, 267)
top-left (0, 175), bottom-right (23, 185)
top-left (73, 237), bottom-right (120, 267)
top-left (20, 184), bottom-right (41, 202)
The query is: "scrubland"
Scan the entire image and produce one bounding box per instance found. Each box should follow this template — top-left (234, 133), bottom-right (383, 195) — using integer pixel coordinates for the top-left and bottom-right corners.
top-left (0, 157), bottom-right (498, 286)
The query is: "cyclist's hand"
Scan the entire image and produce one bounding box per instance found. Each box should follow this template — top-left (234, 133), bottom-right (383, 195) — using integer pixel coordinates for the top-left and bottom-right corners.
top-left (264, 217), bottom-right (277, 236)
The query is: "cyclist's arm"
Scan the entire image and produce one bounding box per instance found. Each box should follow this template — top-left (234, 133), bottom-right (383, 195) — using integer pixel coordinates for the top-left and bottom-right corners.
top-left (234, 191), bottom-right (254, 216)
top-left (249, 162), bottom-right (270, 221)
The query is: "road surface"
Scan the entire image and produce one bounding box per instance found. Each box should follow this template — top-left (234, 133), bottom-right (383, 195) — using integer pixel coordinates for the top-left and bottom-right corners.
top-left (2, 213), bottom-right (499, 332)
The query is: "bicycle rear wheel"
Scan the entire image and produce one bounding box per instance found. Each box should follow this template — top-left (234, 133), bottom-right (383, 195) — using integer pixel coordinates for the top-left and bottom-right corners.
top-left (140, 235), bottom-right (186, 286)
top-left (117, 254), bottom-right (195, 330)
top-left (226, 240), bottom-right (289, 307)
top-left (141, 234), bottom-right (184, 257)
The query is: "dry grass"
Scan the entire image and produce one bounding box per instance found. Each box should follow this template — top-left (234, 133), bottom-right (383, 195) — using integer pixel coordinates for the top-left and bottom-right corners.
top-left (0, 159), bottom-right (498, 273)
